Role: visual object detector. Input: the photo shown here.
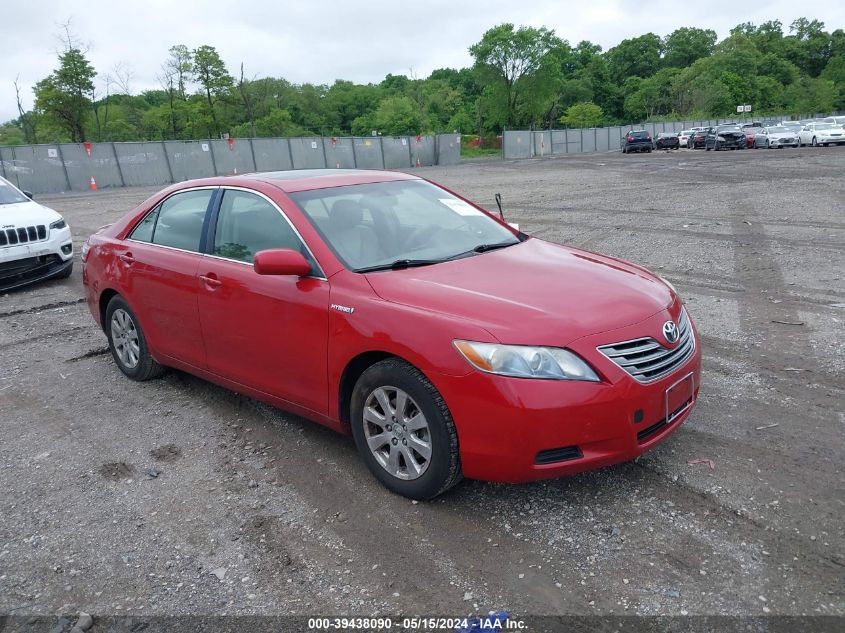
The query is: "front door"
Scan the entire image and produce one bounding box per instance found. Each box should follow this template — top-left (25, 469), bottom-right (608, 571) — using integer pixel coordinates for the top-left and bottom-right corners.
top-left (197, 188), bottom-right (330, 415)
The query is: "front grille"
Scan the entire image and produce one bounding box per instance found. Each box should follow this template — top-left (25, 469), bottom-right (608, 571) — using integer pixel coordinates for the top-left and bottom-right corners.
top-left (0, 225), bottom-right (47, 247)
top-left (598, 308), bottom-right (695, 383)
top-left (535, 445), bottom-right (582, 465)
top-left (0, 254), bottom-right (60, 281)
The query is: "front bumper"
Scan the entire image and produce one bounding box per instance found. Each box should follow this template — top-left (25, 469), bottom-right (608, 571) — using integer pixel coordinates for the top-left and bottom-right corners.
top-left (432, 307), bottom-right (702, 483)
top-left (0, 226), bottom-right (73, 291)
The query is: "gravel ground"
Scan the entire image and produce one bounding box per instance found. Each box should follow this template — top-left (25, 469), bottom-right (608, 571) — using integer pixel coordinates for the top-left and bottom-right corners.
top-left (0, 146), bottom-right (843, 628)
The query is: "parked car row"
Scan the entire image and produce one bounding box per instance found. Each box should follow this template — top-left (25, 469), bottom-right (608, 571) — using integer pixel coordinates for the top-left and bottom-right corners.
top-left (623, 115), bottom-right (845, 154)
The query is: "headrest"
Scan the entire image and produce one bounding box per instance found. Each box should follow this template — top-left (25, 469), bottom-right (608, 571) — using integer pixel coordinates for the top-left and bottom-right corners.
top-left (329, 199), bottom-right (363, 230)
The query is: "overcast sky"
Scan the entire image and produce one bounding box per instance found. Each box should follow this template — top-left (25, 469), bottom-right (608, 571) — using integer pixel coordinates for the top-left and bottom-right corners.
top-left (2, 0), bottom-right (842, 123)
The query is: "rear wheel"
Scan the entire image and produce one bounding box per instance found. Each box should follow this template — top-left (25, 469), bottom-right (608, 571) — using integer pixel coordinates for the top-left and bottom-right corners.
top-left (350, 359), bottom-right (462, 500)
top-left (105, 295), bottom-right (165, 381)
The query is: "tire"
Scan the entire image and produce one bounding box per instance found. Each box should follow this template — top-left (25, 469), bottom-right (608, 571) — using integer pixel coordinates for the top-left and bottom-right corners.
top-left (811, 137), bottom-right (818, 147)
top-left (766, 140), bottom-right (770, 149)
top-left (350, 358), bottom-right (462, 500)
top-left (104, 295), bottom-right (165, 381)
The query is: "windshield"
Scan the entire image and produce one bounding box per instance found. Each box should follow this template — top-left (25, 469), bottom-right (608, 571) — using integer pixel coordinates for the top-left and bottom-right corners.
top-left (290, 180), bottom-right (520, 272)
top-left (815, 123), bottom-right (835, 130)
top-left (768, 127), bottom-right (788, 133)
top-left (0, 177), bottom-right (29, 205)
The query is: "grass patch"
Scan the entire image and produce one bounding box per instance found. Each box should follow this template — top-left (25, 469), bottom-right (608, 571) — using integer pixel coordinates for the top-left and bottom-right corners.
top-left (461, 147), bottom-right (501, 159)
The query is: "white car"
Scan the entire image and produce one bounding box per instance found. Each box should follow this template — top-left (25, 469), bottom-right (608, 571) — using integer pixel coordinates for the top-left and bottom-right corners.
top-left (753, 126), bottom-right (799, 149)
top-left (0, 176), bottom-right (73, 291)
top-left (821, 116), bottom-right (845, 126)
top-left (798, 123), bottom-right (845, 147)
top-left (678, 129), bottom-right (694, 147)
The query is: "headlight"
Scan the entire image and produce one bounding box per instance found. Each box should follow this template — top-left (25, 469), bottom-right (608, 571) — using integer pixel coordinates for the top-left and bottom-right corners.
top-left (453, 341), bottom-right (600, 381)
top-left (49, 218), bottom-right (66, 230)
top-left (717, 136), bottom-right (726, 141)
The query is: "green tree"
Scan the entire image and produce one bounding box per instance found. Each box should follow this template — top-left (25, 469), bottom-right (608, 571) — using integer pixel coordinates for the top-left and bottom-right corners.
top-left (254, 109), bottom-right (303, 137)
top-left (606, 33), bottom-right (662, 83)
top-left (559, 102), bottom-right (603, 127)
top-left (33, 47), bottom-right (96, 142)
top-left (663, 27), bottom-right (717, 68)
top-left (470, 23), bottom-right (566, 127)
top-left (166, 45), bottom-right (193, 99)
top-left (191, 45), bottom-right (233, 137)
top-left (372, 96), bottom-right (421, 135)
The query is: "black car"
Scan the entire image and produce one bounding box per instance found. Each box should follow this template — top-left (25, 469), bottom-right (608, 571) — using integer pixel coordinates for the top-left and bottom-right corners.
top-left (705, 125), bottom-right (747, 151)
top-left (689, 128), bottom-right (711, 149)
top-left (655, 133), bottom-right (680, 149)
top-left (621, 130), bottom-right (653, 154)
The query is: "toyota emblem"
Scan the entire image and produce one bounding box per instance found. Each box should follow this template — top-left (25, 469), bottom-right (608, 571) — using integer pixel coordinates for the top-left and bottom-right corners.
top-left (662, 321), bottom-right (680, 344)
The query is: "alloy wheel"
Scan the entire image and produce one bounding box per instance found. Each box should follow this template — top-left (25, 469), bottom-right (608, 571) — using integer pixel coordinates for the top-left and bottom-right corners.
top-left (363, 386), bottom-right (432, 480)
top-left (110, 308), bottom-right (140, 369)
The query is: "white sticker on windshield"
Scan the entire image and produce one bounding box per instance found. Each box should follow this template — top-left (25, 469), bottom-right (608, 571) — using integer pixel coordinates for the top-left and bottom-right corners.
top-left (439, 198), bottom-right (484, 217)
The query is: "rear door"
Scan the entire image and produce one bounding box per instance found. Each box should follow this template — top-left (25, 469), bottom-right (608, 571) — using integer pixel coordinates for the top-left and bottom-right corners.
top-left (121, 187), bottom-right (216, 369)
top-left (197, 187), bottom-right (330, 414)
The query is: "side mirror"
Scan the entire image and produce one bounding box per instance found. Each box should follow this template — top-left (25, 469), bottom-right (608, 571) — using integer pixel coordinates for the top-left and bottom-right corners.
top-left (23, 190), bottom-right (34, 199)
top-left (253, 249), bottom-right (312, 276)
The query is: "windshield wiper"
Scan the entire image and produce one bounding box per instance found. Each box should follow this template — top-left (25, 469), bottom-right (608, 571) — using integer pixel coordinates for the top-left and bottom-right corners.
top-left (443, 240), bottom-right (518, 261)
top-left (356, 259), bottom-right (444, 273)
top-left (472, 241), bottom-right (517, 253)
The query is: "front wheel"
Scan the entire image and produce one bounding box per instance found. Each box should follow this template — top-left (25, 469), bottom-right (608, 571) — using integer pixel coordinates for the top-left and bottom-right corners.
top-left (811, 137), bottom-right (818, 147)
top-left (105, 295), bottom-right (165, 381)
top-left (350, 359), bottom-right (462, 500)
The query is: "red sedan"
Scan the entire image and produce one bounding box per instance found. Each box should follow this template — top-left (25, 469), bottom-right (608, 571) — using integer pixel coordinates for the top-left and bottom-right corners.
top-left (82, 170), bottom-right (701, 499)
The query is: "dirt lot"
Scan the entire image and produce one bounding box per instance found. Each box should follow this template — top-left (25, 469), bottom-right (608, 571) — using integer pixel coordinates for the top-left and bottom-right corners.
top-left (1, 147), bottom-right (843, 627)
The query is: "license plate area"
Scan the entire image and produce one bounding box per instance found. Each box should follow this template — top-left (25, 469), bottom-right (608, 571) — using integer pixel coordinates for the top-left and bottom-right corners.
top-left (665, 372), bottom-right (695, 425)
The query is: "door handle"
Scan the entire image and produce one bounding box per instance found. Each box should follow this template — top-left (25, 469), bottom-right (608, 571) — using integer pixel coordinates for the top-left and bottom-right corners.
top-left (119, 253), bottom-right (135, 264)
top-left (199, 274), bottom-right (222, 289)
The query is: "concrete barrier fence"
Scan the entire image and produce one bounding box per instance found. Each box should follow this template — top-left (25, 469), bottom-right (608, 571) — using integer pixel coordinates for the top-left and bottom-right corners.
top-left (0, 134), bottom-right (462, 195)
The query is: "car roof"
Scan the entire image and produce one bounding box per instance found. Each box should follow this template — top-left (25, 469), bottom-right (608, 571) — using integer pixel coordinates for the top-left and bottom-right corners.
top-left (172, 169), bottom-right (420, 194)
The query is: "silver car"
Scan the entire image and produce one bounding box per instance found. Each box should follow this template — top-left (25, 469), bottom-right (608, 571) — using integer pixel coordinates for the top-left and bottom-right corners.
top-left (753, 126), bottom-right (799, 149)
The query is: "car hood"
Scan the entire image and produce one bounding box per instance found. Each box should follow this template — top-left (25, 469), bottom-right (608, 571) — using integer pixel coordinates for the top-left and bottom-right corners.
top-left (0, 200), bottom-right (63, 227)
top-left (365, 238), bottom-right (673, 346)
top-left (768, 132), bottom-right (796, 139)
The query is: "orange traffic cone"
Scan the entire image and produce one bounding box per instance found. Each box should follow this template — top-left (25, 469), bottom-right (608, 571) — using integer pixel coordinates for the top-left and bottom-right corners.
top-left (89, 177), bottom-right (97, 191)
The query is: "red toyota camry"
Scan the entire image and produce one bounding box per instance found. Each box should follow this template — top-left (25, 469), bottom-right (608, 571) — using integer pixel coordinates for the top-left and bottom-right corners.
top-left (82, 170), bottom-right (701, 499)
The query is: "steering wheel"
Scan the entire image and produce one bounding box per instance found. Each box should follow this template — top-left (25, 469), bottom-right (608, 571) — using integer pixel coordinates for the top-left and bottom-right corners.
top-left (404, 225), bottom-right (441, 250)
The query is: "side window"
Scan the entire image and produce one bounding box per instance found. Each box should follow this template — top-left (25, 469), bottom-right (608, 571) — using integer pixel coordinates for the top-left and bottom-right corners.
top-left (151, 189), bottom-right (213, 252)
top-left (129, 206), bottom-right (160, 242)
top-left (213, 190), bottom-right (305, 264)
